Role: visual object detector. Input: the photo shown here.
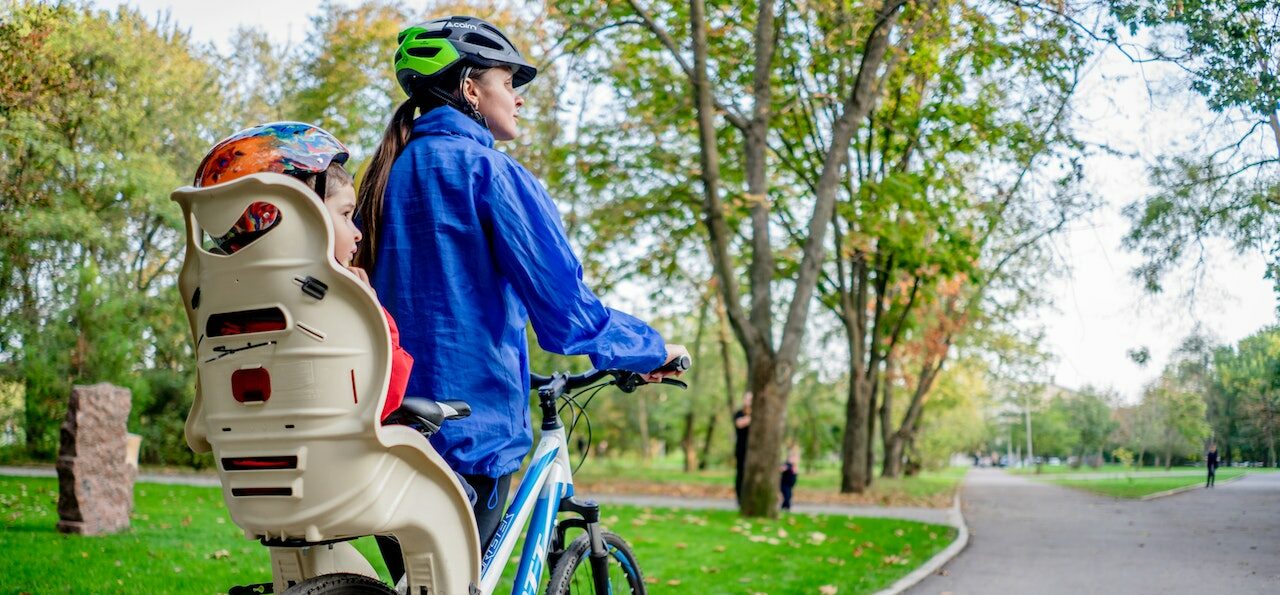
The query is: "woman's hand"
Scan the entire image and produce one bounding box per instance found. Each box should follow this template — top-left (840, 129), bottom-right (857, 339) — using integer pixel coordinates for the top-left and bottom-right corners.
top-left (644, 344), bottom-right (691, 383)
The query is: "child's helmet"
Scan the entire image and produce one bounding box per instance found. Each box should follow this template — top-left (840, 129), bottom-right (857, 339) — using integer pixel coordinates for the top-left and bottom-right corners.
top-left (394, 16), bottom-right (537, 99)
top-left (194, 122), bottom-right (349, 254)
top-left (194, 121), bottom-right (349, 188)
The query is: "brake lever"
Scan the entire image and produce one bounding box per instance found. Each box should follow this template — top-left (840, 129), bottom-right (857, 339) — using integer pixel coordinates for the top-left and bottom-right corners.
top-left (614, 372), bottom-right (644, 393)
top-left (659, 378), bottom-right (688, 389)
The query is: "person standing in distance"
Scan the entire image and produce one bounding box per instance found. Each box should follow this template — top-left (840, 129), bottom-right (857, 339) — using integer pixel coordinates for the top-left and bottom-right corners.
top-left (1206, 443), bottom-right (1218, 488)
top-left (354, 16), bottom-right (690, 579)
top-left (733, 391), bottom-right (752, 504)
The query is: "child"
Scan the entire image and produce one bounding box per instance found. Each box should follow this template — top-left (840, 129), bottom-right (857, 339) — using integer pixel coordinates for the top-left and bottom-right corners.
top-left (193, 122), bottom-right (413, 422)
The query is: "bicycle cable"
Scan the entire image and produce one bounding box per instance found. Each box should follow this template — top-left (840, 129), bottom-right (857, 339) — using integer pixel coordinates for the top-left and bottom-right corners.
top-left (559, 380), bottom-right (611, 473)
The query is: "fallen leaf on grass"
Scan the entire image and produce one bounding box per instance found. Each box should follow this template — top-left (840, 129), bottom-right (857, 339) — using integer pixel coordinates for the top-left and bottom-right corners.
top-left (674, 542), bottom-right (687, 549)
top-left (644, 577), bottom-right (658, 585)
top-left (700, 566), bottom-right (720, 574)
top-left (808, 531), bottom-right (827, 545)
top-left (819, 586), bottom-right (838, 595)
top-left (714, 545), bottom-right (726, 552)
top-left (894, 529), bottom-right (904, 537)
top-left (852, 547), bottom-right (864, 558)
top-left (209, 549), bottom-right (230, 560)
top-left (666, 579), bottom-right (681, 586)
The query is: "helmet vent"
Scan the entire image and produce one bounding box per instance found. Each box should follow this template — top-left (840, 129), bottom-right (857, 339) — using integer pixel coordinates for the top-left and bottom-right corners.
top-left (406, 46), bottom-right (442, 59)
top-left (414, 29), bottom-right (450, 40)
top-left (462, 32), bottom-right (503, 50)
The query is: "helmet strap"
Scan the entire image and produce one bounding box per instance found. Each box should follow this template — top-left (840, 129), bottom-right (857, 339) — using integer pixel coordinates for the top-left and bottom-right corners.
top-left (313, 171), bottom-right (327, 199)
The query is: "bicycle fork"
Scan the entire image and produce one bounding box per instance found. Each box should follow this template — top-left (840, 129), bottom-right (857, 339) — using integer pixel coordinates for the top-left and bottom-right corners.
top-left (555, 496), bottom-right (612, 593)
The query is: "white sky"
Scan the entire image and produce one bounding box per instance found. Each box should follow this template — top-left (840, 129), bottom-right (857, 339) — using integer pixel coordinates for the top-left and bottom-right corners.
top-left (105, 1), bottom-right (1279, 402)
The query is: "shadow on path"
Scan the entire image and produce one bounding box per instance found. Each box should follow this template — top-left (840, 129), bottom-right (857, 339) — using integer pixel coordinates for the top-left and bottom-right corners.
top-left (908, 469), bottom-right (1280, 595)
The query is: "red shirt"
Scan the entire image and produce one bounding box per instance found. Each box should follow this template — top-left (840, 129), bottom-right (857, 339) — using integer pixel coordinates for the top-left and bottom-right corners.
top-left (381, 307), bottom-right (413, 421)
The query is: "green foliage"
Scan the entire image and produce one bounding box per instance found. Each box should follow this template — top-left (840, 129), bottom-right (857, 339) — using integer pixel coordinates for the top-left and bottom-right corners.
top-left (1111, 2), bottom-right (1280, 298)
top-left (1214, 327), bottom-right (1280, 465)
top-left (0, 1), bottom-right (218, 460)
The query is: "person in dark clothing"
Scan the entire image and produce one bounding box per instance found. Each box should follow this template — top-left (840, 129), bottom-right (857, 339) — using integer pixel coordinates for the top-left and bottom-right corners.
top-left (1206, 444), bottom-right (1219, 488)
top-left (733, 392), bottom-right (752, 504)
top-left (779, 445), bottom-right (799, 511)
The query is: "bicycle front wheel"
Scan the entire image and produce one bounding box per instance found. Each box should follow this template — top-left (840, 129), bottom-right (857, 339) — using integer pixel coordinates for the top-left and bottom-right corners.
top-left (545, 531), bottom-right (646, 595)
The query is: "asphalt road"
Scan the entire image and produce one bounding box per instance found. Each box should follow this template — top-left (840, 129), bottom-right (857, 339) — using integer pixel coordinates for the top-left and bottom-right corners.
top-left (908, 468), bottom-right (1280, 595)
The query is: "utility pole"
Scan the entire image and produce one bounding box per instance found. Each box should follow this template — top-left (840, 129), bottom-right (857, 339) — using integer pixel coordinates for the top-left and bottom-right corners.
top-left (1024, 390), bottom-right (1034, 467)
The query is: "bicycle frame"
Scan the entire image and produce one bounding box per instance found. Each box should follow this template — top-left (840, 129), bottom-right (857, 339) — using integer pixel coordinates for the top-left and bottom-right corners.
top-left (476, 423), bottom-right (575, 594)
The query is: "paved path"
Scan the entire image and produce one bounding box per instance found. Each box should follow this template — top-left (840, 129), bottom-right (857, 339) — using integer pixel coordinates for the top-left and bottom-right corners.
top-left (909, 469), bottom-right (1280, 595)
top-left (0, 466), bottom-right (953, 526)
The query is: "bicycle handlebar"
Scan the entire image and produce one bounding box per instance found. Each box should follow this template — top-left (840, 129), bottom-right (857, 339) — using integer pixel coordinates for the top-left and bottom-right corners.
top-left (530, 354), bottom-right (692, 397)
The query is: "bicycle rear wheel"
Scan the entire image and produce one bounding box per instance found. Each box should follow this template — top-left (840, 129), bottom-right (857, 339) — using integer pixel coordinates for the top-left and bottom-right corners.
top-left (545, 531), bottom-right (645, 594)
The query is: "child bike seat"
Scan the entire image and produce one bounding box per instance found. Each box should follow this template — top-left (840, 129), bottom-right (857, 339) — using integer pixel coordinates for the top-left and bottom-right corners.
top-left (172, 173), bottom-right (481, 594)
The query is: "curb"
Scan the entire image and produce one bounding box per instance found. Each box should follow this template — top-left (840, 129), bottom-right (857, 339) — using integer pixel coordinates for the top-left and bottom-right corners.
top-left (1139, 472), bottom-right (1247, 501)
top-left (873, 491), bottom-right (969, 595)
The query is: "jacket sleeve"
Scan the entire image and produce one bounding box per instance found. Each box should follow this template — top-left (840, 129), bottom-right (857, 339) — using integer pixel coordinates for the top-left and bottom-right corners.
top-left (480, 157), bottom-right (667, 373)
top-left (381, 306), bottom-right (414, 421)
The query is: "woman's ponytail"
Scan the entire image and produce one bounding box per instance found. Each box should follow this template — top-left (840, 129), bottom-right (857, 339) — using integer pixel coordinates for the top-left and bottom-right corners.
top-left (355, 98), bottom-right (419, 273)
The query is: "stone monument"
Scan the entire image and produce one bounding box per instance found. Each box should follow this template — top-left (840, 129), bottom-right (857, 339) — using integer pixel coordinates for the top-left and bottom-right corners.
top-left (56, 383), bottom-right (137, 535)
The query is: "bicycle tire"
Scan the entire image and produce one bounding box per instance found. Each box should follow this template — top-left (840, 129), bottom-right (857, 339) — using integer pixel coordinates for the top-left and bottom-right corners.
top-left (280, 573), bottom-right (397, 595)
top-left (545, 531), bottom-right (646, 595)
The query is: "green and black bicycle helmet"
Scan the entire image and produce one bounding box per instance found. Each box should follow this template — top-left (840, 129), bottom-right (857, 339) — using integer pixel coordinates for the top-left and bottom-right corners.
top-left (394, 15), bottom-right (537, 99)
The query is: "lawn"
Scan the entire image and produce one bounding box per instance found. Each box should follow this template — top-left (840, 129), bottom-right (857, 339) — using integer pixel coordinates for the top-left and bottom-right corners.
top-left (1009, 464), bottom-right (1280, 476)
top-left (0, 476), bottom-right (956, 594)
top-left (1046, 468), bottom-right (1253, 498)
top-left (572, 456), bottom-right (965, 508)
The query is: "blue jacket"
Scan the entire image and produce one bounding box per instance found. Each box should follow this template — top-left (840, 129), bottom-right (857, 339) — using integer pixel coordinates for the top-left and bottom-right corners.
top-left (372, 106), bottom-right (667, 477)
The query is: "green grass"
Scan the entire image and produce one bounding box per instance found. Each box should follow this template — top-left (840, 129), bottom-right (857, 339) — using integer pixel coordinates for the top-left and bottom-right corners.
top-left (1047, 468), bottom-right (1252, 498)
top-left (573, 455), bottom-right (965, 506)
top-left (1010, 464), bottom-right (1279, 476)
top-left (1, 476), bottom-right (955, 594)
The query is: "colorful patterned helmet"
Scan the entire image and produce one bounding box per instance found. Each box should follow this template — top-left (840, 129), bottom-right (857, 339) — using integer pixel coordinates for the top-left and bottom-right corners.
top-left (394, 16), bottom-right (537, 99)
top-left (193, 122), bottom-right (349, 188)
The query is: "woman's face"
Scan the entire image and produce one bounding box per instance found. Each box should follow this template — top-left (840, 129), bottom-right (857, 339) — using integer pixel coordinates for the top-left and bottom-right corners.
top-left (464, 67), bottom-right (524, 141)
top-left (325, 184), bottom-right (361, 266)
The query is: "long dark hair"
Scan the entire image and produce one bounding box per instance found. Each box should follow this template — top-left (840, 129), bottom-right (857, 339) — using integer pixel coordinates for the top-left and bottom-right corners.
top-left (353, 67), bottom-right (489, 274)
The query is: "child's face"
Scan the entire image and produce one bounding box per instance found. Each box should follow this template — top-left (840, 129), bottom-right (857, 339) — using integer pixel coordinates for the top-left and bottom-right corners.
top-left (465, 67), bottom-right (524, 142)
top-left (325, 184), bottom-right (361, 266)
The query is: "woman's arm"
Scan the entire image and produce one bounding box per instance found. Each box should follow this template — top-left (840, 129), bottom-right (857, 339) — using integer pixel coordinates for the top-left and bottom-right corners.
top-left (481, 159), bottom-right (669, 372)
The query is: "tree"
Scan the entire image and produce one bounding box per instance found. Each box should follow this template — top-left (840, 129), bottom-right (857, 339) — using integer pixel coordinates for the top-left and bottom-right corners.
top-left (549, 0), bottom-right (920, 517)
top-left (1109, 2), bottom-right (1280, 298)
top-left (1215, 327), bottom-right (1280, 466)
top-left (0, 2), bottom-right (219, 460)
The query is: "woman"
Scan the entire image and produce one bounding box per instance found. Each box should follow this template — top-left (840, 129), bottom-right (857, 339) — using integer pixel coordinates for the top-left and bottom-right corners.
top-left (355, 15), bottom-right (689, 566)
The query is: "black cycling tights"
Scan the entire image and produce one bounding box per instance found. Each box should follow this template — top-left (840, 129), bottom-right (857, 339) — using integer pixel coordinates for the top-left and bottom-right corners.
top-left (376, 472), bottom-right (513, 584)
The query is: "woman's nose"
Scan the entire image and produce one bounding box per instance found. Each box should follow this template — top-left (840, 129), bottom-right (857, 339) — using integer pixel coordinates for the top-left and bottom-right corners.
top-left (515, 94), bottom-right (524, 108)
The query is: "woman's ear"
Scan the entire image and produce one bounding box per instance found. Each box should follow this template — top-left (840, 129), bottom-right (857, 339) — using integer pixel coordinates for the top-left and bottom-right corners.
top-left (461, 76), bottom-right (481, 106)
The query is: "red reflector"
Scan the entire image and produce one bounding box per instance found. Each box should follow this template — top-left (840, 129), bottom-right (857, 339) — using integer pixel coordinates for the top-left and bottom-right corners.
top-left (231, 487), bottom-right (292, 497)
top-left (231, 368), bottom-right (271, 403)
top-left (222, 456), bottom-right (298, 471)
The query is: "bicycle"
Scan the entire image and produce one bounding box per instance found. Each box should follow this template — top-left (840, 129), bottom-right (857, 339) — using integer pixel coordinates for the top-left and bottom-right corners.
top-left (468, 358), bottom-right (689, 594)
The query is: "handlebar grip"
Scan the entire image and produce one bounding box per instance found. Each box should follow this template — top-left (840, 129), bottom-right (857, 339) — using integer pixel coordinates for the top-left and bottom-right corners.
top-left (655, 354), bottom-right (691, 373)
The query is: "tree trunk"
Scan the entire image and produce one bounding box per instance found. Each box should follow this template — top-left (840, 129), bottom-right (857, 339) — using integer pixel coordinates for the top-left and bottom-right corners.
top-left (681, 408), bottom-right (698, 472)
top-left (883, 433), bottom-right (906, 478)
top-left (697, 410), bottom-right (719, 471)
top-left (637, 394), bottom-right (650, 463)
top-left (699, 288), bottom-right (737, 469)
top-left (840, 376), bottom-right (872, 492)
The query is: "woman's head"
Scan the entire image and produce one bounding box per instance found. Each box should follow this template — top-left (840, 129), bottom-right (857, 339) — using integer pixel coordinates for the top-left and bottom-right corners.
top-left (393, 16), bottom-right (535, 137)
top-left (460, 66), bottom-right (524, 141)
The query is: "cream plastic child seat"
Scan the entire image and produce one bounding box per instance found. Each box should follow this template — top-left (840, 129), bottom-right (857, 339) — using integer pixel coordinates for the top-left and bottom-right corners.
top-left (172, 173), bottom-right (481, 594)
